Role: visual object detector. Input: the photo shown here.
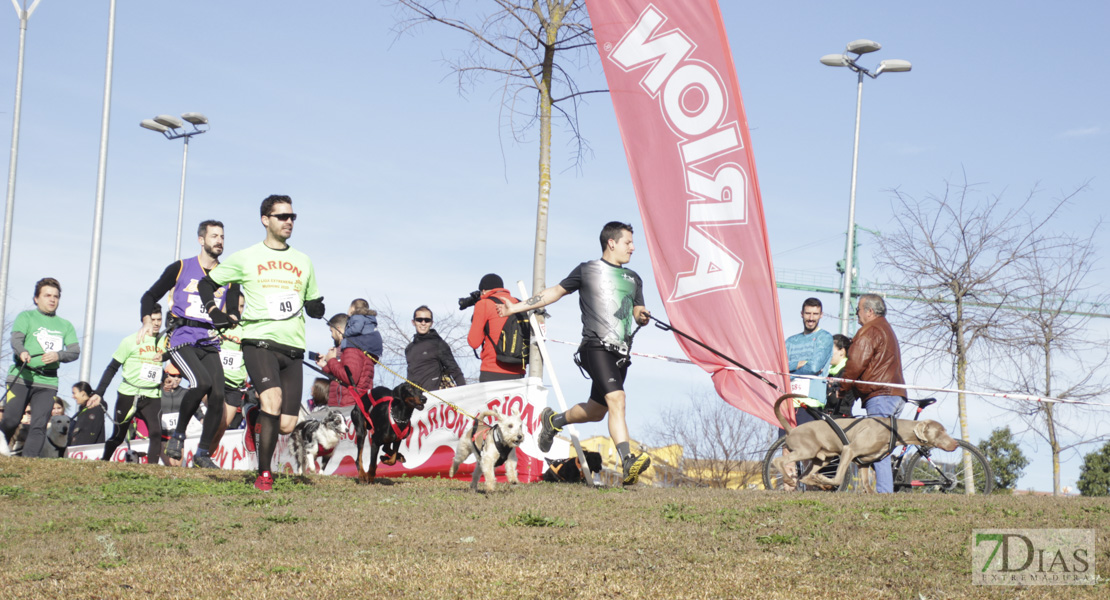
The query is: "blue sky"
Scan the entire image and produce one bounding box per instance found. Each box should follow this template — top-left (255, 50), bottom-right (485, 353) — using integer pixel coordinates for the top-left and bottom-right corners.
top-left (0, 1), bottom-right (1106, 491)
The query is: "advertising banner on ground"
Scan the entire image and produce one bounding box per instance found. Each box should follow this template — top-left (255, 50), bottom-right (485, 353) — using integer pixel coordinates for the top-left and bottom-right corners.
top-left (68, 379), bottom-right (565, 483)
top-left (584, 0), bottom-right (790, 426)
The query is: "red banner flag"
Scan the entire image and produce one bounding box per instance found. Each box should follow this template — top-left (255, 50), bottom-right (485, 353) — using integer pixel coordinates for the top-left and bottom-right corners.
top-left (585, 0), bottom-right (790, 426)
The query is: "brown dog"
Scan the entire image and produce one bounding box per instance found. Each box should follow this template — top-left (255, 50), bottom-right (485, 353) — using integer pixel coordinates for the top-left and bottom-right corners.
top-left (771, 394), bottom-right (958, 489)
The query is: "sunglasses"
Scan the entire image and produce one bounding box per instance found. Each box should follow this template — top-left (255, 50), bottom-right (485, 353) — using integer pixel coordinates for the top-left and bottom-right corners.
top-left (267, 213), bottom-right (297, 222)
top-left (413, 318), bottom-right (433, 323)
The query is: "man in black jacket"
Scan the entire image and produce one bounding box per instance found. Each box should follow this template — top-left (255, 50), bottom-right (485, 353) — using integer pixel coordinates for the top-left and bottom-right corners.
top-left (405, 305), bottom-right (466, 391)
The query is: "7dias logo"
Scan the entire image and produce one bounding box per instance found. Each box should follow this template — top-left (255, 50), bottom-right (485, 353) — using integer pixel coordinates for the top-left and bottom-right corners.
top-left (972, 529), bottom-right (1095, 585)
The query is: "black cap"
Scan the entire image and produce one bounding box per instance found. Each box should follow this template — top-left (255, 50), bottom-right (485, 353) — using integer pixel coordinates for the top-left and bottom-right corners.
top-left (479, 274), bottom-right (503, 291)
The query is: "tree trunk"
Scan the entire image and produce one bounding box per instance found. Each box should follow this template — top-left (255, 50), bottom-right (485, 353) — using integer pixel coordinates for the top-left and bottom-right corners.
top-left (527, 17), bottom-right (559, 378)
top-left (1043, 337), bottom-right (1061, 496)
top-left (955, 294), bottom-right (976, 494)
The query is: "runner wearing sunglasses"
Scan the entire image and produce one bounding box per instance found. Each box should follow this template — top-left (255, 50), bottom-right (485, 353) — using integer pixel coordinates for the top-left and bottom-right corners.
top-left (198, 195), bottom-right (324, 492)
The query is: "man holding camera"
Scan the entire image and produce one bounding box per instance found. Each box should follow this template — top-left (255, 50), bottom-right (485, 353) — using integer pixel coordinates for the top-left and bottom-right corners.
top-left (465, 274), bottom-right (526, 383)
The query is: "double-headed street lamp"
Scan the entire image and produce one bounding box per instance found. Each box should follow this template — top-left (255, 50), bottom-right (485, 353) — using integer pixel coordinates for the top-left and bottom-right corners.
top-left (140, 113), bottom-right (209, 261)
top-left (820, 40), bottom-right (911, 335)
top-left (0, 0), bottom-right (43, 350)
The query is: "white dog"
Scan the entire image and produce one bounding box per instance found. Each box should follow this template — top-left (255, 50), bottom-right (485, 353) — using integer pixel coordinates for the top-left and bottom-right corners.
top-left (289, 410), bottom-right (346, 475)
top-left (449, 409), bottom-right (525, 492)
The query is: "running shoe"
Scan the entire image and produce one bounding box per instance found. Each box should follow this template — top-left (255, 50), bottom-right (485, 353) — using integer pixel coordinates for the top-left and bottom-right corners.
top-left (537, 407), bottom-right (560, 453)
top-left (193, 453), bottom-right (219, 469)
top-left (164, 435), bottom-right (184, 460)
top-left (622, 452), bottom-right (651, 486)
top-left (254, 471), bottom-right (273, 492)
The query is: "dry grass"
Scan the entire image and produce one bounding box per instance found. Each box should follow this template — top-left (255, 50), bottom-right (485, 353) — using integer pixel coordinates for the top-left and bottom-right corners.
top-left (0, 456), bottom-right (1107, 599)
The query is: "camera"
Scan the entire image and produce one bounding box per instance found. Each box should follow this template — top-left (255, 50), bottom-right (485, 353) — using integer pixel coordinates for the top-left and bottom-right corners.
top-left (458, 290), bottom-right (481, 310)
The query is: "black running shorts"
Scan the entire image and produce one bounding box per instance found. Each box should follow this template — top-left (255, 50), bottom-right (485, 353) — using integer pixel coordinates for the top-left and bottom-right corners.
top-left (242, 345), bottom-right (302, 416)
top-left (224, 385), bottom-right (245, 408)
top-left (579, 344), bottom-right (628, 406)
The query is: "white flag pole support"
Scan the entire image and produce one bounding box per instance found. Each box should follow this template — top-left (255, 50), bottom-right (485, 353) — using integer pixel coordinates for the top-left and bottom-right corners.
top-left (517, 281), bottom-right (597, 488)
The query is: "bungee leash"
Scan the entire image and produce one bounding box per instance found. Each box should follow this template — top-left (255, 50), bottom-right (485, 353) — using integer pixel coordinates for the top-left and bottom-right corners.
top-left (362, 353), bottom-right (479, 422)
top-left (649, 314), bottom-right (779, 390)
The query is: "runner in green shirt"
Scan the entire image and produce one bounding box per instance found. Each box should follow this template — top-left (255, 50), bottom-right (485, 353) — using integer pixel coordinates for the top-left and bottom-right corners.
top-left (92, 304), bottom-right (168, 464)
top-left (199, 195), bottom-right (324, 492)
top-left (2, 278), bottom-right (80, 458)
top-left (212, 294), bottom-right (249, 451)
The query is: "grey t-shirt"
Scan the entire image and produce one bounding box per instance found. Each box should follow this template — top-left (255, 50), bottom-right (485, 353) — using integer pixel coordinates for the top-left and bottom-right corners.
top-left (559, 259), bottom-right (645, 353)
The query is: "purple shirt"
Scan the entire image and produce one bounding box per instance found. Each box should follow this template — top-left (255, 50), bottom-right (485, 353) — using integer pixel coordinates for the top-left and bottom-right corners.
top-left (169, 256), bottom-right (229, 348)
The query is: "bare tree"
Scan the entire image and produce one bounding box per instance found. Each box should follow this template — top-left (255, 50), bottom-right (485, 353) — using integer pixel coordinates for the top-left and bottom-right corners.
top-left (647, 390), bottom-right (775, 489)
top-left (874, 176), bottom-right (1074, 489)
top-left (393, 1), bottom-right (601, 376)
top-left (998, 225), bottom-right (1110, 495)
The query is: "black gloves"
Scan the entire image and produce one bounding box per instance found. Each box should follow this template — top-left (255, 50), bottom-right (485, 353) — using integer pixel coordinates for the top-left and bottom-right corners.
top-left (305, 297), bottom-right (326, 319)
top-left (209, 308), bottom-right (232, 329)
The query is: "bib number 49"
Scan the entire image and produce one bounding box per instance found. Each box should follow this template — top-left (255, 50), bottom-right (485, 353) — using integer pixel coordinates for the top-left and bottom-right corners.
top-left (266, 292), bottom-right (300, 321)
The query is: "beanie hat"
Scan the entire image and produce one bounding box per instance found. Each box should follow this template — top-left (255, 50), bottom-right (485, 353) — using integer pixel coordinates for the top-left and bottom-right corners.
top-left (479, 274), bottom-right (503, 291)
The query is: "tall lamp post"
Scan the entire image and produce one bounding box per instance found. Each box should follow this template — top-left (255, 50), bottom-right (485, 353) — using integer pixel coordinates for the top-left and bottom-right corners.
top-left (0, 0), bottom-right (43, 349)
top-left (820, 40), bottom-right (911, 335)
top-left (140, 113), bottom-right (209, 261)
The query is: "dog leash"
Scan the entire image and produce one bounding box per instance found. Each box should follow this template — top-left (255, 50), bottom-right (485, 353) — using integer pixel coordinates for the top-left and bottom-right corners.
top-left (648, 314), bottom-right (777, 390)
top-left (363, 353), bottom-right (478, 421)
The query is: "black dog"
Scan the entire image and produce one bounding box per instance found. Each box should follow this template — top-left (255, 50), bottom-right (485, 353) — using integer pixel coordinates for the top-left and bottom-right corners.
top-left (350, 383), bottom-right (426, 484)
top-left (543, 450), bottom-right (603, 483)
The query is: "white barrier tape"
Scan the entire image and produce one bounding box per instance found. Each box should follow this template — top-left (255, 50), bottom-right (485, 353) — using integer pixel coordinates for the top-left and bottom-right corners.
top-left (547, 338), bottom-right (1109, 409)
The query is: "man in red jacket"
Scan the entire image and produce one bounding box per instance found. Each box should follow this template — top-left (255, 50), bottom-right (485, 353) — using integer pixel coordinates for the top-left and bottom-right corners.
top-left (316, 313), bottom-right (374, 407)
top-left (467, 274), bottom-right (526, 382)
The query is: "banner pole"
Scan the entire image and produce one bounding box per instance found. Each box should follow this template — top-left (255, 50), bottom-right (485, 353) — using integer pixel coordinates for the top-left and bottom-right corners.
top-left (517, 281), bottom-right (597, 487)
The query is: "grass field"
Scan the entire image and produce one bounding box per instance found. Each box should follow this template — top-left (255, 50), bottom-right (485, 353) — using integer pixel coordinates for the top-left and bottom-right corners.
top-left (0, 456), bottom-right (1107, 599)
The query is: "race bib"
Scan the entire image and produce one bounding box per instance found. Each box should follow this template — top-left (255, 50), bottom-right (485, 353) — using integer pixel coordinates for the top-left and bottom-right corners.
top-left (35, 331), bottom-right (64, 353)
top-left (220, 349), bottom-right (243, 371)
top-left (139, 363), bottom-right (163, 384)
top-left (790, 379), bottom-right (808, 396)
top-left (265, 291), bottom-right (300, 320)
top-left (184, 294), bottom-right (208, 320)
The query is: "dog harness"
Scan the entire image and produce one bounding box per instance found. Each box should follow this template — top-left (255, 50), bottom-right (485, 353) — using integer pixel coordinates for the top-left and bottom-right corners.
top-left (315, 442), bottom-right (336, 458)
top-left (389, 398), bottom-right (413, 441)
top-left (354, 393), bottom-right (414, 441)
top-left (470, 420), bottom-right (513, 467)
top-left (544, 456), bottom-right (583, 482)
top-left (840, 414), bottom-right (904, 466)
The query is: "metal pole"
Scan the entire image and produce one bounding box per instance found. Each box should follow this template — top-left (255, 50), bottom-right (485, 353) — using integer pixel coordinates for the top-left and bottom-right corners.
top-left (174, 136), bottom-right (189, 261)
top-left (79, 0), bottom-right (116, 381)
top-left (839, 70), bottom-right (864, 336)
top-left (0, 0), bottom-right (42, 353)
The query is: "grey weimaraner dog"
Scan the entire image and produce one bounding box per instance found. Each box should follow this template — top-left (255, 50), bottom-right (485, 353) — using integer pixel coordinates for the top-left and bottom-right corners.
top-left (772, 394), bottom-right (958, 489)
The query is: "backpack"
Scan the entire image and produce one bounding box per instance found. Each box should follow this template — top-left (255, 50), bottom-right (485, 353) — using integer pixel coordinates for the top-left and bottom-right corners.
top-left (483, 296), bottom-right (530, 367)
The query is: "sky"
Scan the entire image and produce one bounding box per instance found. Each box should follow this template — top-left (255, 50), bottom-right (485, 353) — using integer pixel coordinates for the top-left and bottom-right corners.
top-left (0, 1), bottom-right (1106, 491)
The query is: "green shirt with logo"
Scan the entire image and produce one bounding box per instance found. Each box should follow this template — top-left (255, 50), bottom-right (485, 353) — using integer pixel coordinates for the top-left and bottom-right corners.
top-left (111, 333), bottom-right (165, 397)
top-left (220, 326), bottom-right (247, 387)
top-left (7, 309), bottom-right (78, 389)
top-left (208, 242), bottom-right (319, 349)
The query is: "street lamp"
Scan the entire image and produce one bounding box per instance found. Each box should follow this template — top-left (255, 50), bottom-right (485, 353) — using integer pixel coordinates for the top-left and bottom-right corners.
top-left (140, 112), bottom-right (209, 261)
top-left (0, 0), bottom-right (43, 354)
top-left (821, 40), bottom-right (911, 335)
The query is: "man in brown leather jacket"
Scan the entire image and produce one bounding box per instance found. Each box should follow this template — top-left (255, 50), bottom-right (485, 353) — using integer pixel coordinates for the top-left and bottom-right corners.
top-left (839, 293), bottom-right (906, 493)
